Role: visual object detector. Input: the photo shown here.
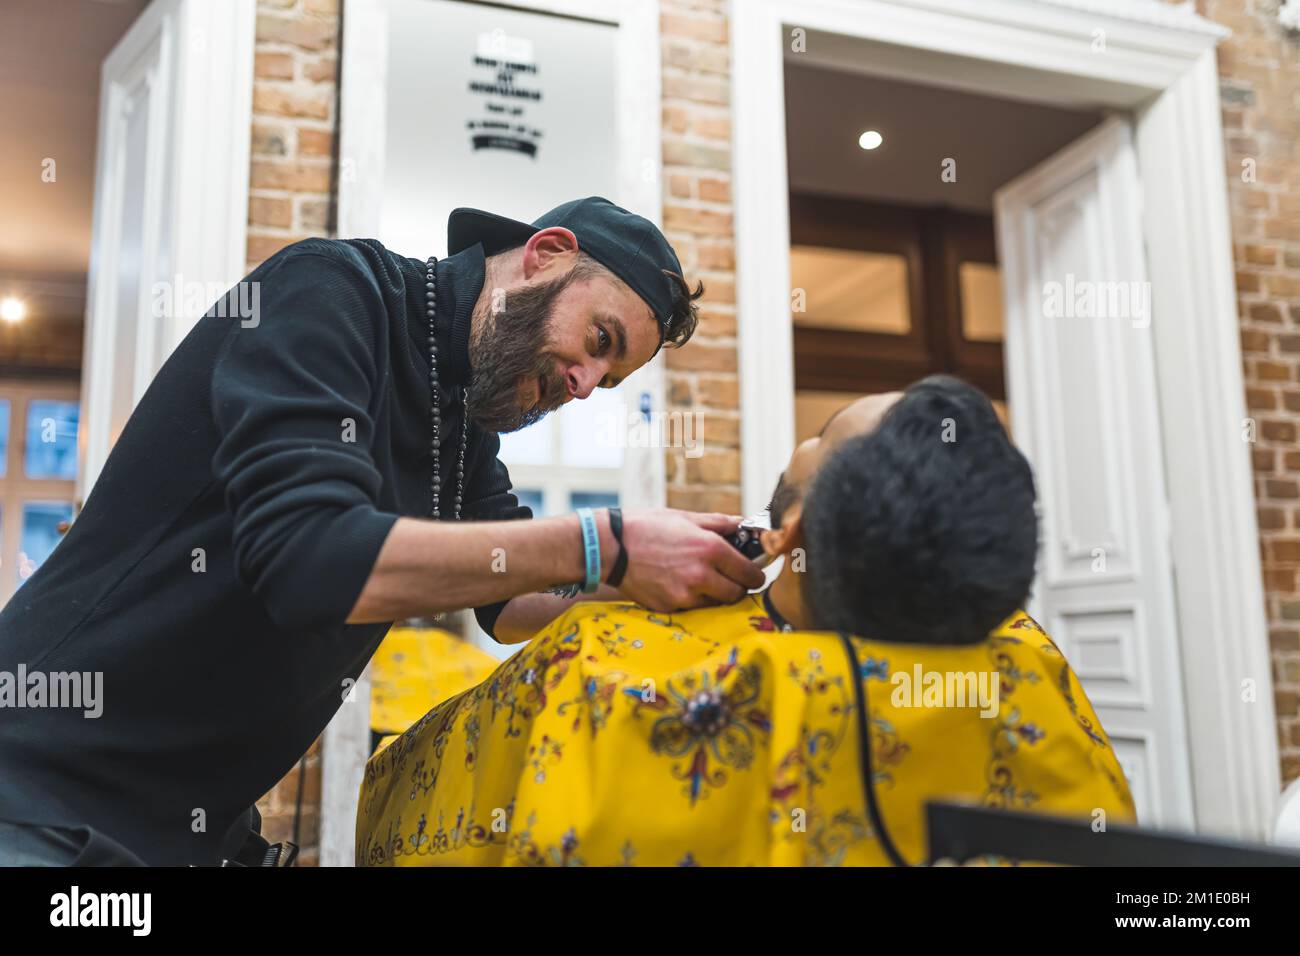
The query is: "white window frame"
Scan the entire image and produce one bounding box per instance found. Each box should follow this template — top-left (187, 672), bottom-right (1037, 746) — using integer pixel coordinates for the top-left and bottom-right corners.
top-left (507, 464), bottom-right (623, 518)
top-left (732, 0), bottom-right (1278, 839)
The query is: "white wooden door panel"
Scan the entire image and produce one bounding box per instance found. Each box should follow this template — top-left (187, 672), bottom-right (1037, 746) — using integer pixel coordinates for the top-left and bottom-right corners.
top-left (995, 116), bottom-right (1195, 829)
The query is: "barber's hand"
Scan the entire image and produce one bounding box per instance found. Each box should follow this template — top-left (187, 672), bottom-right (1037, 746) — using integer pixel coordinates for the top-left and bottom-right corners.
top-left (615, 509), bottom-right (767, 612)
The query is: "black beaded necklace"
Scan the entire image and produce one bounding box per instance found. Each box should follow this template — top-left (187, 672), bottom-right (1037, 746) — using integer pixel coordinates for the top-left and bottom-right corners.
top-left (424, 256), bottom-right (469, 520)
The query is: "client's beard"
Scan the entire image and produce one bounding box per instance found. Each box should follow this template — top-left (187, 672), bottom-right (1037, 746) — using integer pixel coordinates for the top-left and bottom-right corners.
top-left (466, 274), bottom-right (573, 434)
top-left (768, 472), bottom-right (801, 529)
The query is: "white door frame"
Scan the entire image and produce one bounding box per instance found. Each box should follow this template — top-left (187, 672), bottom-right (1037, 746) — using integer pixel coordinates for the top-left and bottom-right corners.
top-left (732, 0), bottom-right (1279, 839)
top-left (81, 0), bottom-right (255, 499)
top-left (324, 0), bottom-right (665, 866)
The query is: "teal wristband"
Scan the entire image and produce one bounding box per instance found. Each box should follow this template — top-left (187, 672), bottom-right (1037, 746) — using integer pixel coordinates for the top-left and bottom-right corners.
top-left (576, 507), bottom-right (601, 594)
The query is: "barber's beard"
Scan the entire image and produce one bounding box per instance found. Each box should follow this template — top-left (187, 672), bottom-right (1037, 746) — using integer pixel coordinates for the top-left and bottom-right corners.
top-left (466, 275), bottom-right (572, 434)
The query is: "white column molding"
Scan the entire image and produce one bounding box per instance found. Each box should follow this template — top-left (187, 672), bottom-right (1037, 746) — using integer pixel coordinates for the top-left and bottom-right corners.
top-left (1134, 48), bottom-right (1280, 838)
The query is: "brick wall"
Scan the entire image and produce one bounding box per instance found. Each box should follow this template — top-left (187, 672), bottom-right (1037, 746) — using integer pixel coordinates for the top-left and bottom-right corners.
top-left (659, 0), bottom-right (743, 516)
top-left (246, 0), bottom-right (340, 273)
top-left (245, 0), bottom-right (342, 866)
top-left (1197, 0), bottom-right (1300, 785)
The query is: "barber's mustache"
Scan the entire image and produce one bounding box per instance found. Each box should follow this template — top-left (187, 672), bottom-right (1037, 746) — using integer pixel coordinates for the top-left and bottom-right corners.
top-left (532, 360), bottom-right (568, 413)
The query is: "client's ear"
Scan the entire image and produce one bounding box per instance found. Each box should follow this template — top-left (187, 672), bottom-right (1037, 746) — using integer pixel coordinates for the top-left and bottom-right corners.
top-left (763, 507), bottom-right (804, 558)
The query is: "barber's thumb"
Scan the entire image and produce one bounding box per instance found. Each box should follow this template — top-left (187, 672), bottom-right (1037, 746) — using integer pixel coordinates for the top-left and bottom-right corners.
top-left (681, 511), bottom-right (743, 534)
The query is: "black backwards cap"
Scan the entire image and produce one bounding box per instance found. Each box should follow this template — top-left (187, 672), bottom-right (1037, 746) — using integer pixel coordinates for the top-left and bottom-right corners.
top-left (448, 196), bottom-right (683, 332)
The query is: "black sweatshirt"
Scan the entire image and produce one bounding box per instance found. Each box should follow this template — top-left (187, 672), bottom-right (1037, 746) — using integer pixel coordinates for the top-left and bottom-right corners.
top-left (0, 238), bottom-right (528, 865)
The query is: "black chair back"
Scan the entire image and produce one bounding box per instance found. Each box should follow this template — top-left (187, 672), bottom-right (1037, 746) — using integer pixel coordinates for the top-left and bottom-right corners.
top-left (925, 801), bottom-right (1300, 866)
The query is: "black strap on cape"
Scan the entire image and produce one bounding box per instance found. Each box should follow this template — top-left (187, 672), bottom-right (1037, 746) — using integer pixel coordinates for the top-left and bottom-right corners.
top-left (836, 630), bottom-right (910, 867)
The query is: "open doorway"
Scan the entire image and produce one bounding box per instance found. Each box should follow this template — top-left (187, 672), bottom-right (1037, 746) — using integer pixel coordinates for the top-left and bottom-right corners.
top-left (732, 0), bottom-right (1278, 841)
top-left (785, 65), bottom-right (1102, 443)
top-left (781, 59), bottom-right (1202, 829)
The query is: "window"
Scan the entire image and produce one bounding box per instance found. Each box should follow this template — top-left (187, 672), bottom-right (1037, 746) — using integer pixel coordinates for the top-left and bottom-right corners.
top-left (25, 400), bottom-right (79, 479)
top-left (511, 487), bottom-right (545, 516)
top-left (790, 246), bottom-right (911, 335)
top-left (17, 502), bottom-right (75, 587)
top-left (497, 386), bottom-right (625, 517)
top-left (789, 193), bottom-right (1006, 440)
top-left (472, 387), bottom-right (629, 658)
top-left (958, 262), bottom-right (1005, 344)
top-left (794, 390), bottom-right (864, 445)
top-left (0, 383), bottom-right (79, 607)
top-left (569, 491), bottom-right (618, 511)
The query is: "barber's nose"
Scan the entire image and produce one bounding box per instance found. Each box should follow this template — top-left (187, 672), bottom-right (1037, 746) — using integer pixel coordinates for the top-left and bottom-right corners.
top-left (567, 364), bottom-right (600, 401)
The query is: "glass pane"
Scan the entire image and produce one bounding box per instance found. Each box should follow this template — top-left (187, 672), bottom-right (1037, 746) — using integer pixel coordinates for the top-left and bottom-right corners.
top-left (513, 487), bottom-right (544, 517)
top-left (992, 399), bottom-right (1012, 435)
top-left (569, 491), bottom-right (618, 511)
top-left (789, 245), bottom-right (910, 334)
top-left (497, 415), bottom-right (553, 467)
top-left (24, 400), bottom-right (80, 480)
top-left (559, 387), bottom-right (623, 469)
top-left (959, 262), bottom-right (1004, 343)
top-left (17, 501), bottom-right (74, 587)
top-left (0, 399), bottom-right (9, 478)
top-left (794, 390), bottom-right (862, 444)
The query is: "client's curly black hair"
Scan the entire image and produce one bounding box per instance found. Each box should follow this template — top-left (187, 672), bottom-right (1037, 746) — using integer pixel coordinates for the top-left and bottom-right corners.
top-left (800, 375), bottom-right (1038, 645)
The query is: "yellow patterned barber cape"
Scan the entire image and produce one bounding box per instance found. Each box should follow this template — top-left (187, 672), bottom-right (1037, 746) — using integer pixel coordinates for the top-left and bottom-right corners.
top-left (357, 596), bottom-right (1134, 866)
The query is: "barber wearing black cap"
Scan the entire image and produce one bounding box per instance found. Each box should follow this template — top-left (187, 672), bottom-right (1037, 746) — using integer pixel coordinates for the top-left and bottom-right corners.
top-left (0, 197), bottom-right (765, 866)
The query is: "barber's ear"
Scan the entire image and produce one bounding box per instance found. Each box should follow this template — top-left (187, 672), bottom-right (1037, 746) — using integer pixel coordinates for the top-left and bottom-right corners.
top-left (763, 506), bottom-right (804, 558)
top-left (522, 227), bottom-right (579, 278)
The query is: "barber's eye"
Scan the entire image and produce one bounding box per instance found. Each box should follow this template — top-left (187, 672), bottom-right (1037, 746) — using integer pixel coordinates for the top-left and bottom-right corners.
top-left (596, 327), bottom-right (611, 353)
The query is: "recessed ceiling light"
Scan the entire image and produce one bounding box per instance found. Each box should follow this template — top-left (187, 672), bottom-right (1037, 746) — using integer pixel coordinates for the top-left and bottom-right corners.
top-left (858, 130), bottom-right (883, 151)
top-left (0, 297), bottom-right (26, 323)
